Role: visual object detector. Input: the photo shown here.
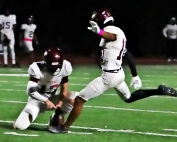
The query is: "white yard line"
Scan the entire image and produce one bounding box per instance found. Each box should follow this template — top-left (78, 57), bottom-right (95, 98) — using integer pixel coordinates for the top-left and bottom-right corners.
top-left (163, 129), bottom-right (177, 132)
top-left (0, 120), bottom-right (177, 138)
top-left (68, 131), bottom-right (93, 135)
top-left (14, 83), bottom-right (87, 87)
top-left (2, 100), bottom-right (177, 114)
top-left (0, 74), bottom-right (90, 79)
top-left (4, 132), bottom-right (39, 137)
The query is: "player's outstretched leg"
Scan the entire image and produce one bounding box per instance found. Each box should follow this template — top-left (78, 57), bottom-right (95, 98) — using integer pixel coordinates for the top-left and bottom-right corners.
top-left (125, 85), bottom-right (177, 103)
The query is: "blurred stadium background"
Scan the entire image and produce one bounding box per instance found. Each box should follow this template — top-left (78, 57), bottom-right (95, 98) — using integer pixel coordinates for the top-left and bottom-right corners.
top-left (0, 0), bottom-right (177, 65)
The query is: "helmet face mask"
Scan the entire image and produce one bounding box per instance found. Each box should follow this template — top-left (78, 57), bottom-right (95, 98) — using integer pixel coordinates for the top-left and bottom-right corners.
top-left (45, 62), bottom-right (62, 74)
top-left (43, 47), bottom-right (63, 75)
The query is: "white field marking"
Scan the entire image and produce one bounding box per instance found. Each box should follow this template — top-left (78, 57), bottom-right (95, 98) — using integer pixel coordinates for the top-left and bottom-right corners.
top-left (143, 75), bottom-right (177, 78)
top-left (1, 120), bottom-right (177, 138)
top-left (2, 100), bottom-right (26, 104)
top-left (4, 132), bottom-right (39, 137)
top-left (2, 100), bottom-right (177, 114)
top-left (0, 74), bottom-right (90, 80)
top-left (84, 105), bottom-right (177, 114)
top-left (0, 89), bottom-right (25, 91)
top-left (163, 129), bottom-right (177, 132)
top-left (14, 83), bottom-right (87, 87)
top-left (68, 131), bottom-right (93, 135)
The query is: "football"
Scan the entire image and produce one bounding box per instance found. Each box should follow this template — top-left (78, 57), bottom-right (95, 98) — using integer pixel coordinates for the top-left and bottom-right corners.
top-left (49, 113), bottom-right (64, 127)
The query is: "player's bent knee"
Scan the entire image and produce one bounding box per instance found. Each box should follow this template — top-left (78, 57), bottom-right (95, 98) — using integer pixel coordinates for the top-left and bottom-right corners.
top-left (76, 96), bottom-right (87, 104)
top-left (13, 112), bottom-right (31, 130)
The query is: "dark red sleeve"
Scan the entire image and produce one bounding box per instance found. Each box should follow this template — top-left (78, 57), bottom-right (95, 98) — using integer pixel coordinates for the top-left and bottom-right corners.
top-left (29, 76), bottom-right (39, 83)
top-left (61, 76), bottom-right (68, 84)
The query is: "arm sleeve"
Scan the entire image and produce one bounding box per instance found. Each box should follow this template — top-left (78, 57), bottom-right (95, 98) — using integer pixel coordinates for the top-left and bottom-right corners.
top-left (26, 80), bottom-right (48, 102)
top-left (124, 50), bottom-right (137, 77)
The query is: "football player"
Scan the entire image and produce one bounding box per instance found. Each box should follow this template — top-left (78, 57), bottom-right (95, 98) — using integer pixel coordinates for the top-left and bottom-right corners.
top-left (163, 17), bottom-right (177, 62)
top-left (13, 47), bottom-right (78, 130)
top-left (0, 9), bottom-right (17, 67)
top-left (19, 16), bottom-right (38, 64)
top-left (50, 9), bottom-right (177, 133)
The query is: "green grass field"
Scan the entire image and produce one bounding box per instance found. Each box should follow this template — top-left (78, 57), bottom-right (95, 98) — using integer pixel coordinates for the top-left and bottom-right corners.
top-left (0, 65), bottom-right (177, 142)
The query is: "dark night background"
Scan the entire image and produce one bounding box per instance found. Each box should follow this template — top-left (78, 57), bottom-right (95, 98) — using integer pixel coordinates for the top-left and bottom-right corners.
top-left (1, 0), bottom-right (177, 57)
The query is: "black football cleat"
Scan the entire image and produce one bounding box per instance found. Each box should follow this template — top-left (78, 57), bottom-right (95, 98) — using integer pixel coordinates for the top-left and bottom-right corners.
top-left (158, 85), bottom-right (177, 97)
top-left (12, 63), bottom-right (21, 68)
top-left (48, 125), bottom-right (68, 134)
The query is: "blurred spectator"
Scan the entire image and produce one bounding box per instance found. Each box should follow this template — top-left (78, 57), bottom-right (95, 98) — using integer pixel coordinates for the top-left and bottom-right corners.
top-left (19, 15), bottom-right (38, 64)
top-left (163, 17), bottom-right (177, 62)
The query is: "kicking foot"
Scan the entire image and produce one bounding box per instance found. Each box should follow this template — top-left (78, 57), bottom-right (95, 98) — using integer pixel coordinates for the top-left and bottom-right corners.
top-left (158, 85), bottom-right (177, 97)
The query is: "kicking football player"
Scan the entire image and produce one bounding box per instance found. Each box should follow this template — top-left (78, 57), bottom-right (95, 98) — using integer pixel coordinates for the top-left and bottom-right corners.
top-left (19, 16), bottom-right (38, 64)
top-left (0, 9), bottom-right (17, 67)
top-left (13, 47), bottom-right (78, 130)
top-left (49, 9), bottom-right (177, 133)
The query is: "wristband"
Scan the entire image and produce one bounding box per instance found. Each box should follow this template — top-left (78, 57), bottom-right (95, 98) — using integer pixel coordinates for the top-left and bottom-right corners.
top-left (98, 29), bottom-right (104, 36)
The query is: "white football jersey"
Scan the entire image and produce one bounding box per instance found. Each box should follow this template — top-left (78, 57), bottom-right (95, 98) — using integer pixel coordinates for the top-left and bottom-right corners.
top-left (0, 15), bottom-right (16, 33)
top-left (21, 24), bottom-right (37, 40)
top-left (27, 60), bottom-right (72, 98)
top-left (99, 26), bottom-right (127, 70)
top-left (163, 24), bottom-right (177, 39)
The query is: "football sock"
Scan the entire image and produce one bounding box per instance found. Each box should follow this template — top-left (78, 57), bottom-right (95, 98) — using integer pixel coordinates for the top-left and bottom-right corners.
top-left (3, 46), bottom-right (8, 64)
top-left (10, 48), bottom-right (16, 64)
top-left (125, 89), bottom-right (161, 103)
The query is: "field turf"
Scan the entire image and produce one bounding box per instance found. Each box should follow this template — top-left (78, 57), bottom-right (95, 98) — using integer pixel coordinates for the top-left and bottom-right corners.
top-left (0, 65), bottom-right (177, 142)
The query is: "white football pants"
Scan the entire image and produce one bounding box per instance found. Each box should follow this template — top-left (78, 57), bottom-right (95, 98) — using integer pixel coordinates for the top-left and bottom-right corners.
top-left (78, 67), bottom-right (131, 101)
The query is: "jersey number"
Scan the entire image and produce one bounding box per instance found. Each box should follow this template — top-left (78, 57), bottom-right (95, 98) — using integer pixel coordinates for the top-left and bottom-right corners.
top-left (2, 22), bottom-right (10, 29)
top-left (117, 39), bottom-right (126, 60)
top-left (29, 31), bottom-right (34, 37)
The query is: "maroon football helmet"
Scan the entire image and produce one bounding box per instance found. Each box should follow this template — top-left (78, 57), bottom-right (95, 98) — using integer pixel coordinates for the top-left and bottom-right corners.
top-left (43, 47), bottom-right (63, 74)
top-left (170, 17), bottom-right (176, 25)
top-left (27, 15), bottom-right (34, 25)
top-left (91, 9), bottom-right (114, 28)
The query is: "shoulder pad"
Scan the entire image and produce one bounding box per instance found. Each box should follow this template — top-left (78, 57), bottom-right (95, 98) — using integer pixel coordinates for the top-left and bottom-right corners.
top-left (33, 24), bottom-right (37, 29)
top-left (28, 62), bottom-right (43, 79)
top-left (21, 24), bottom-right (27, 29)
top-left (62, 60), bottom-right (72, 76)
top-left (104, 26), bottom-right (121, 35)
